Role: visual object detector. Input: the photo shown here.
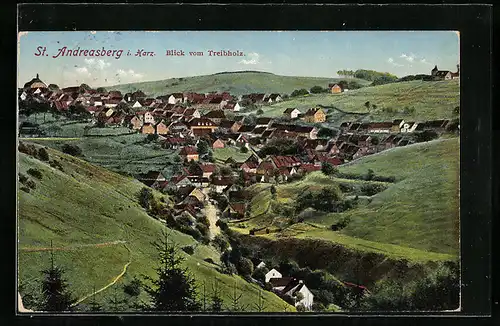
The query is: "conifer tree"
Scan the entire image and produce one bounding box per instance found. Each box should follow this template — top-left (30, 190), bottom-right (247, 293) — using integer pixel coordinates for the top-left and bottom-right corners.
top-left (142, 230), bottom-right (201, 311)
top-left (39, 241), bottom-right (77, 311)
top-left (210, 279), bottom-right (224, 312)
top-left (88, 285), bottom-right (102, 312)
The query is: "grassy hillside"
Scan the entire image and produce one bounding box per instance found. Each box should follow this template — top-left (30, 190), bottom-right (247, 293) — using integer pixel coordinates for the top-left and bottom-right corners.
top-left (231, 137), bottom-right (459, 259)
top-left (17, 144), bottom-right (294, 312)
top-left (109, 71), bottom-right (371, 97)
top-left (25, 132), bottom-right (177, 177)
top-left (254, 80), bottom-right (459, 123)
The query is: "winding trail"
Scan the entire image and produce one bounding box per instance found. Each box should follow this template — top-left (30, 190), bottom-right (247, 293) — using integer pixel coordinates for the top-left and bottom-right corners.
top-left (71, 244), bottom-right (132, 307)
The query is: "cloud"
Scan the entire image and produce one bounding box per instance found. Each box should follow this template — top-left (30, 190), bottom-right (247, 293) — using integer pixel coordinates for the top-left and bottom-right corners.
top-left (84, 58), bottom-right (111, 70)
top-left (400, 53), bottom-right (415, 62)
top-left (387, 57), bottom-right (404, 67)
top-left (239, 52), bottom-right (260, 65)
top-left (116, 69), bottom-right (144, 81)
top-left (420, 58), bottom-right (432, 65)
top-left (75, 67), bottom-right (91, 76)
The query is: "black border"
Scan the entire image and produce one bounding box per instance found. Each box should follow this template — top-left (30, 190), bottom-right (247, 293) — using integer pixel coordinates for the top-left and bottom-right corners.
top-left (4, 3), bottom-right (494, 325)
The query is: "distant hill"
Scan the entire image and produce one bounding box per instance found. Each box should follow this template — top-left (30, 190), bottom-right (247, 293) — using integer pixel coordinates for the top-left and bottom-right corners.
top-left (17, 144), bottom-right (294, 311)
top-left (254, 79), bottom-right (460, 123)
top-left (108, 71), bottom-right (371, 97)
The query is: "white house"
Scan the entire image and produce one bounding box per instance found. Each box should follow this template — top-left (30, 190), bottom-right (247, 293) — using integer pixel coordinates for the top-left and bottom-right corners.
top-left (265, 268), bottom-right (282, 283)
top-left (283, 281), bottom-right (314, 311)
top-left (132, 101), bottom-right (142, 108)
top-left (20, 91), bottom-right (27, 101)
top-left (234, 103), bottom-right (242, 112)
top-left (143, 111), bottom-right (156, 124)
top-left (284, 108), bottom-right (301, 119)
top-left (256, 261), bottom-right (266, 269)
top-left (168, 94), bottom-right (184, 104)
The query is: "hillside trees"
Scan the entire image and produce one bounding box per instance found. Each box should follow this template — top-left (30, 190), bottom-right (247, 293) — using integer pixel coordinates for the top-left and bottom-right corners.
top-left (142, 230), bottom-right (201, 311)
top-left (290, 89), bottom-right (309, 97)
top-left (321, 162), bottom-right (338, 177)
top-left (39, 245), bottom-right (77, 311)
top-left (310, 86), bottom-right (328, 94)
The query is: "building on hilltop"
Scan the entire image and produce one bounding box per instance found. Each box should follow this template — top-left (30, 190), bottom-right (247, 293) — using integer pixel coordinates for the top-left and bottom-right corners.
top-left (431, 64), bottom-right (459, 80)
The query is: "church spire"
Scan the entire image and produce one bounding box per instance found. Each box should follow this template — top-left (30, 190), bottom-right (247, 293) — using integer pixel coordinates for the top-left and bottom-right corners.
top-left (36, 73), bottom-right (39, 79)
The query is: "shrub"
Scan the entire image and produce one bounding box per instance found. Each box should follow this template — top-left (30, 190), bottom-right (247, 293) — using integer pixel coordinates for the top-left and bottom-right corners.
top-left (181, 245), bottom-right (196, 255)
top-left (49, 160), bottom-right (64, 171)
top-left (296, 303), bottom-right (307, 312)
top-left (196, 223), bottom-right (209, 237)
top-left (204, 258), bottom-right (215, 265)
top-left (240, 146), bottom-right (248, 153)
top-left (20, 186), bottom-right (30, 193)
top-left (138, 187), bottom-right (153, 210)
top-left (237, 257), bottom-right (254, 276)
top-left (18, 173), bottom-right (28, 184)
top-left (361, 183), bottom-right (387, 196)
top-left (414, 130), bottom-right (439, 142)
top-left (252, 266), bottom-right (269, 283)
top-left (27, 168), bottom-right (43, 180)
top-left (212, 234), bottom-right (230, 252)
top-left (37, 147), bottom-right (49, 161)
top-left (123, 277), bottom-right (142, 297)
top-left (62, 144), bottom-right (83, 157)
top-left (26, 179), bottom-right (36, 190)
top-left (256, 109), bottom-right (264, 115)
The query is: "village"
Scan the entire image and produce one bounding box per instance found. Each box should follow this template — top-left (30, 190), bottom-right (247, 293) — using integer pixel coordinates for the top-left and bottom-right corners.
top-left (18, 69), bottom-right (458, 311)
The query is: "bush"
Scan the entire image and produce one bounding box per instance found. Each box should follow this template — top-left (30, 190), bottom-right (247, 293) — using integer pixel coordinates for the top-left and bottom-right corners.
top-left (27, 168), bottom-right (43, 180)
top-left (256, 109), bottom-right (264, 115)
top-left (123, 277), bottom-right (142, 297)
top-left (37, 147), bottom-right (49, 161)
top-left (138, 187), bottom-right (154, 210)
top-left (237, 257), bottom-right (254, 276)
top-left (49, 159), bottom-right (64, 171)
top-left (20, 186), bottom-right (30, 193)
top-left (62, 144), bottom-right (83, 157)
top-left (252, 266), bottom-right (269, 283)
top-left (414, 130), bottom-right (439, 142)
top-left (18, 173), bottom-right (28, 184)
top-left (240, 146), bottom-right (248, 153)
top-left (360, 183), bottom-right (387, 196)
top-left (196, 223), bottom-right (209, 237)
top-left (181, 245), bottom-right (196, 255)
top-left (26, 179), bottom-right (36, 190)
top-left (212, 234), bottom-right (230, 252)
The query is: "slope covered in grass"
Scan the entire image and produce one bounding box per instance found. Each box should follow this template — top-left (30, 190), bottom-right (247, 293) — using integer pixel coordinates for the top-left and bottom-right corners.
top-left (27, 133), bottom-right (177, 177)
top-left (334, 138), bottom-right (459, 255)
top-left (17, 144), bottom-right (294, 312)
top-left (233, 138), bottom-right (459, 260)
top-left (109, 71), bottom-right (370, 97)
top-left (254, 80), bottom-right (459, 123)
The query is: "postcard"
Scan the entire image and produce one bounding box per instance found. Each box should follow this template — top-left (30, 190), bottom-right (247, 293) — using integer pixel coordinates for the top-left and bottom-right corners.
top-left (17, 30), bottom-right (460, 313)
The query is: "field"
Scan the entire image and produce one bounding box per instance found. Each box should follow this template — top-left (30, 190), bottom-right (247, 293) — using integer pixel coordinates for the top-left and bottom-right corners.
top-left (17, 145), bottom-right (294, 312)
top-left (109, 71), bottom-right (371, 97)
top-left (213, 146), bottom-right (253, 164)
top-left (23, 118), bottom-right (177, 177)
top-left (251, 80), bottom-right (459, 123)
top-left (231, 137), bottom-right (459, 260)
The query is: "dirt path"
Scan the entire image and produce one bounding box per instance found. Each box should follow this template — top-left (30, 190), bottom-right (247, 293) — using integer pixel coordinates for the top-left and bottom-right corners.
top-left (71, 244), bottom-right (132, 307)
top-left (201, 188), bottom-right (220, 240)
top-left (19, 240), bottom-right (126, 252)
top-left (204, 200), bottom-right (220, 240)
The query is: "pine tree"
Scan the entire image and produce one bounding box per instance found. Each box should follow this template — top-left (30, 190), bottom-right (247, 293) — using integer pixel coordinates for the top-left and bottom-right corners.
top-left (210, 279), bottom-right (224, 312)
top-left (39, 241), bottom-right (77, 311)
top-left (88, 285), bottom-right (102, 312)
top-left (227, 281), bottom-right (246, 312)
top-left (253, 289), bottom-right (266, 312)
top-left (142, 230), bottom-right (201, 312)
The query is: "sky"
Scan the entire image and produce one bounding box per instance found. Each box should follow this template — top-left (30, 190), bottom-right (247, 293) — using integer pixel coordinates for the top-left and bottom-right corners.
top-left (18, 31), bottom-right (459, 88)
